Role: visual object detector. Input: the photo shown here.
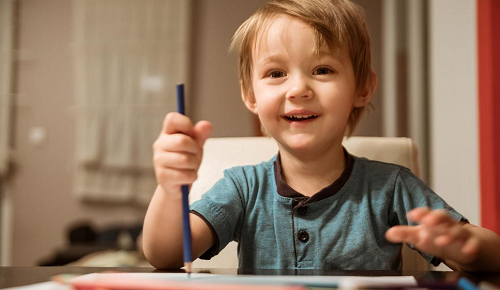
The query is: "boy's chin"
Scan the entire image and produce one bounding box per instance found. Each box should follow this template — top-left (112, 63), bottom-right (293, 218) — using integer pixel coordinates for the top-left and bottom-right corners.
top-left (277, 135), bottom-right (323, 153)
top-left (275, 133), bottom-right (344, 155)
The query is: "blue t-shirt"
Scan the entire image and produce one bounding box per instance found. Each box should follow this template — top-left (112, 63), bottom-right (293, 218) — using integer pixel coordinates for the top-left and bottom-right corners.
top-left (190, 154), bottom-right (465, 270)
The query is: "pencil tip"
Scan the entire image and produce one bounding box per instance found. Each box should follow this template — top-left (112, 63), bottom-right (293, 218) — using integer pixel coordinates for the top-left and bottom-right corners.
top-left (184, 262), bottom-right (192, 276)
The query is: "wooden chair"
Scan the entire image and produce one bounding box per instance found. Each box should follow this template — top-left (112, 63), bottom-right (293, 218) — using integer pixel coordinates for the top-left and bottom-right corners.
top-left (189, 137), bottom-right (428, 271)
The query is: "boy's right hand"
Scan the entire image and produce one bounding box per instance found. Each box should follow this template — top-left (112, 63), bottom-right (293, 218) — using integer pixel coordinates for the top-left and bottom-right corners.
top-left (153, 112), bottom-right (212, 194)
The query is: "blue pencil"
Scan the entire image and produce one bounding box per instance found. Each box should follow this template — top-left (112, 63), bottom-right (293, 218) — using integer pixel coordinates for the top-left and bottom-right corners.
top-left (176, 83), bottom-right (193, 275)
top-left (458, 277), bottom-right (479, 290)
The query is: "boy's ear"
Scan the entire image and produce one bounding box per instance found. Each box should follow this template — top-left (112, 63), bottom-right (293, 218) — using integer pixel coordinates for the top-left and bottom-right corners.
top-left (241, 84), bottom-right (258, 114)
top-left (354, 72), bottom-right (377, 107)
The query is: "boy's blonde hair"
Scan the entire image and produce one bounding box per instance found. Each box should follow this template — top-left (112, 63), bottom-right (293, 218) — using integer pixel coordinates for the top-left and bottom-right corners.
top-left (230, 0), bottom-right (374, 135)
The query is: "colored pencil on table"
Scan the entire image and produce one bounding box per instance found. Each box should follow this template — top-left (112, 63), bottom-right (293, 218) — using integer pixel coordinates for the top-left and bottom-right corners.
top-left (458, 277), bottom-right (479, 290)
top-left (176, 83), bottom-right (192, 276)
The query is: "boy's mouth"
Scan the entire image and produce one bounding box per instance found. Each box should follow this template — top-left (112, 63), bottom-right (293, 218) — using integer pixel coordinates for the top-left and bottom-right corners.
top-left (284, 114), bottom-right (318, 121)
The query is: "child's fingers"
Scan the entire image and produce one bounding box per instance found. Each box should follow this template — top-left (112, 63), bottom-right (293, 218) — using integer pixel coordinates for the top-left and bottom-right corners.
top-left (407, 207), bottom-right (431, 222)
top-left (154, 133), bottom-right (200, 155)
top-left (415, 211), bottom-right (462, 248)
top-left (421, 209), bottom-right (455, 227)
top-left (408, 208), bottom-right (457, 239)
top-left (408, 208), bottom-right (453, 226)
top-left (434, 223), bottom-right (466, 246)
top-left (153, 117), bottom-right (210, 193)
top-left (461, 236), bottom-right (480, 256)
top-left (385, 225), bottom-right (419, 244)
top-left (387, 224), bottom-right (443, 251)
top-left (387, 224), bottom-right (453, 258)
top-left (162, 112), bottom-right (195, 136)
top-left (154, 152), bottom-right (200, 170)
top-left (389, 212), bottom-right (479, 263)
top-left (440, 223), bottom-right (478, 257)
top-left (193, 120), bottom-right (213, 147)
top-left (435, 234), bottom-right (451, 246)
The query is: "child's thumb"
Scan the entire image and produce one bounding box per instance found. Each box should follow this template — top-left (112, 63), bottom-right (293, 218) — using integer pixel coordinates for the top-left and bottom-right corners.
top-left (193, 120), bottom-right (213, 147)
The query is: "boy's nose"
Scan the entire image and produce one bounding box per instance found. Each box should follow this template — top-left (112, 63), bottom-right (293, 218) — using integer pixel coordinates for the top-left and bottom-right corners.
top-left (285, 76), bottom-right (313, 100)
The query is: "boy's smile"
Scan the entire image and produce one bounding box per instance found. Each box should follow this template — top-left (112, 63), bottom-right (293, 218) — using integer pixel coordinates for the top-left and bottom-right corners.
top-left (244, 16), bottom-right (370, 157)
top-left (282, 109), bottom-right (319, 125)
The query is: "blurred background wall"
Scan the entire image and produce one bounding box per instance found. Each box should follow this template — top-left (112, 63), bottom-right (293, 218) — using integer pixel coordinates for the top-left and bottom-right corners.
top-left (0, 0), bottom-right (481, 267)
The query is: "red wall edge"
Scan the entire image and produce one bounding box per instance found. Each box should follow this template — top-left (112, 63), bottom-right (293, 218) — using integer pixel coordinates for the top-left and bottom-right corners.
top-left (478, 0), bottom-right (500, 234)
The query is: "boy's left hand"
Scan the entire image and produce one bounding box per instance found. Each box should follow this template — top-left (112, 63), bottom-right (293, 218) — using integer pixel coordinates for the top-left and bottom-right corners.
top-left (385, 207), bottom-right (480, 265)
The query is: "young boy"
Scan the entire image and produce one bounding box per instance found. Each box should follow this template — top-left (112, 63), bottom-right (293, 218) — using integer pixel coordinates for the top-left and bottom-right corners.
top-left (143, 0), bottom-right (500, 271)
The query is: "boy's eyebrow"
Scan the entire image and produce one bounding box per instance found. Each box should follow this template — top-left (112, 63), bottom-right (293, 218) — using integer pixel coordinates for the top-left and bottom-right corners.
top-left (318, 50), bottom-right (349, 66)
top-left (256, 54), bottom-right (285, 69)
top-left (255, 50), bottom-right (346, 69)
top-left (317, 49), bottom-right (338, 59)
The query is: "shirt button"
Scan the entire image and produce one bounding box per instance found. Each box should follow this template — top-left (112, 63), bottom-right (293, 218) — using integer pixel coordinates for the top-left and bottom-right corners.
top-left (298, 230), bottom-right (309, 243)
top-left (297, 206), bottom-right (308, 216)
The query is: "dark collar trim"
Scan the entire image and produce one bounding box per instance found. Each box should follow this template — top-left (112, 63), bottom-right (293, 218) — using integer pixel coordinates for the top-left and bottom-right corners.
top-left (274, 148), bottom-right (354, 207)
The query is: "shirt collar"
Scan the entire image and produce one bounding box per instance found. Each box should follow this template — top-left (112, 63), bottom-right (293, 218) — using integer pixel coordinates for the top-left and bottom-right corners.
top-left (273, 148), bottom-right (355, 206)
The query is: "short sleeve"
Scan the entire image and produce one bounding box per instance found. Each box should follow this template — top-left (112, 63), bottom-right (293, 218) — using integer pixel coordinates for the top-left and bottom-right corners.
top-left (190, 169), bottom-right (245, 260)
top-left (389, 167), bottom-right (468, 265)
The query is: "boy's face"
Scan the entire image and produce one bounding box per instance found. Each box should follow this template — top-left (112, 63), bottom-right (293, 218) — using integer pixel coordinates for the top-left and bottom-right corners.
top-left (243, 16), bottom-right (371, 154)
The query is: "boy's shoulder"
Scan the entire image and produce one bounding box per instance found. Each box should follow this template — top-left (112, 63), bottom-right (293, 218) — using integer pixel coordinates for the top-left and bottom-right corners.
top-left (347, 155), bottom-right (425, 196)
top-left (222, 155), bottom-right (277, 178)
top-left (351, 155), bottom-right (414, 179)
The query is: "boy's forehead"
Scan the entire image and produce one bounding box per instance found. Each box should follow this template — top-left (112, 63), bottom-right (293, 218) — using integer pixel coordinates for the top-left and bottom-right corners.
top-left (251, 16), bottom-right (346, 63)
top-left (252, 17), bottom-right (288, 55)
top-left (253, 17), bottom-right (314, 58)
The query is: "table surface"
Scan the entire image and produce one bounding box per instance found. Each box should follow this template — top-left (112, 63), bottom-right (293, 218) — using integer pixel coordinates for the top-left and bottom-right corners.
top-left (1, 267), bottom-right (500, 289)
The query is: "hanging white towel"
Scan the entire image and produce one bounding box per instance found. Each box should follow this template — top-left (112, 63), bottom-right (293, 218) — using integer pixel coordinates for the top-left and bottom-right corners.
top-left (73, 0), bottom-right (191, 205)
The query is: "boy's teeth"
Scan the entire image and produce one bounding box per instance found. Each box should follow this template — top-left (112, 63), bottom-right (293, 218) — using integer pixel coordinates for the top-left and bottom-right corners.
top-left (287, 115), bottom-right (317, 120)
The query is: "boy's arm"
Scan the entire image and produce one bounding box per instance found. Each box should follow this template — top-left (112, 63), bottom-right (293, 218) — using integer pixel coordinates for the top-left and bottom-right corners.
top-left (386, 207), bottom-right (500, 272)
top-left (142, 112), bottom-right (214, 269)
top-left (143, 185), bottom-right (215, 269)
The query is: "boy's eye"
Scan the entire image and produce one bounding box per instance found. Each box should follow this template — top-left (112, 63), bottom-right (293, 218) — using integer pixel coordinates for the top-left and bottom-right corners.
top-left (267, 70), bottom-right (286, 78)
top-left (314, 67), bottom-right (334, 75)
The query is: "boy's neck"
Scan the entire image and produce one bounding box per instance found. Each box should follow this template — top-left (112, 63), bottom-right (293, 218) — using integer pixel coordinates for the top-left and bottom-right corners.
top-left (278, 143), bottom-right (346, 197)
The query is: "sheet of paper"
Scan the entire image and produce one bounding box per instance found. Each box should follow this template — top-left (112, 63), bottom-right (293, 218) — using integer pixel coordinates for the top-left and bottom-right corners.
top-left (2, 281), bottom-right (71, 290)
top-left (71, 272), bottom-right (418, 289)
